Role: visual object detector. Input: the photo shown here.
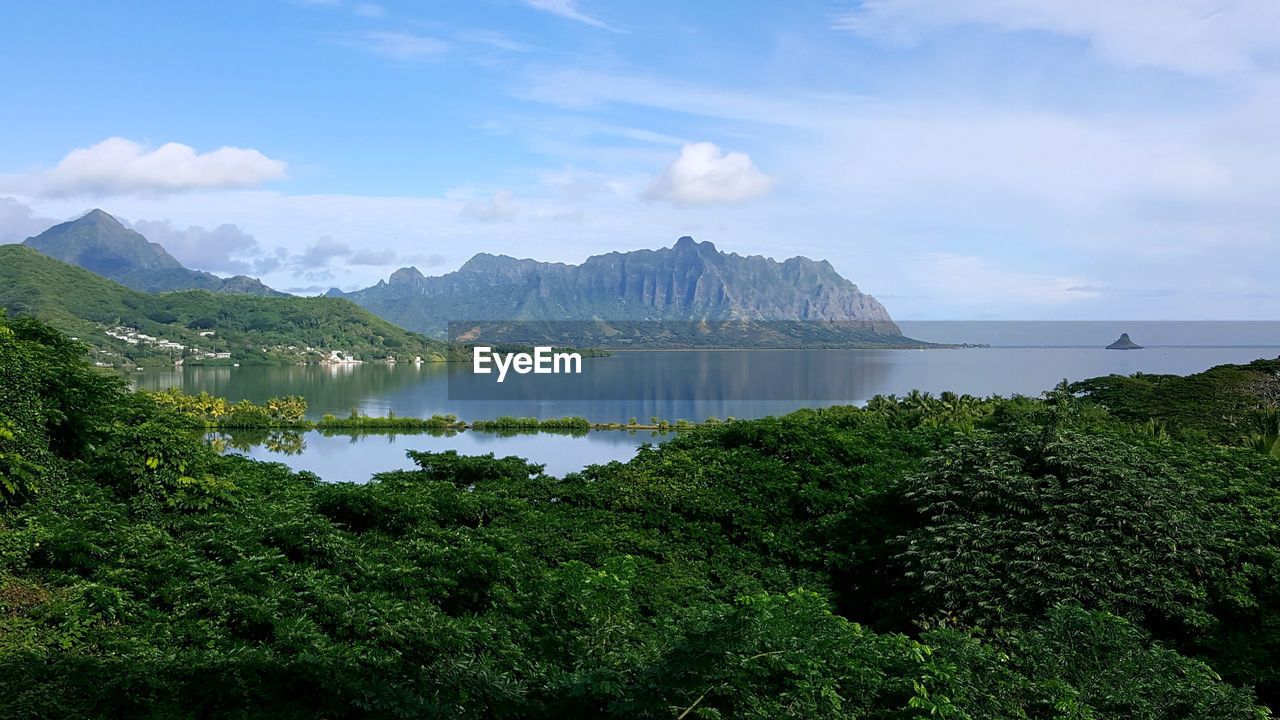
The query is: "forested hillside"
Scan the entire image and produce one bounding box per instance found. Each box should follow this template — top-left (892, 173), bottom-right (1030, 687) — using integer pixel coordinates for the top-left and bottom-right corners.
top-left (0, 245), bottom-right (447, 366)
top-left (2, 315), bottom-right (1279, 718)
top-left (1072, 359), bottom-right (1280, 447)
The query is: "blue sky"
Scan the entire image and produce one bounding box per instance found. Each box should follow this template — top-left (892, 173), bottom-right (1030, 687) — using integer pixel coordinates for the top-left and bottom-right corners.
top-left (1, 0), bottom-right (1278, 319)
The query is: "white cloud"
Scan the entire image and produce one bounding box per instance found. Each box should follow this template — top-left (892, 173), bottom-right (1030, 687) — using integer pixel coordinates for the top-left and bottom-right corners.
top-left (11, 138), bottom-right (286, 197)
top-left (521, 0), bottom-right (616, 30)
top-left (461, 191), bottom-right (518, 222)
top-left (336, 31), bottom-right (449, 61)
top-left (646, 142), bottom-right (772, 207)
top-left (353, 3), bottom-right (384, 18)
top-left (833, 0), bottom-right (1280, 76)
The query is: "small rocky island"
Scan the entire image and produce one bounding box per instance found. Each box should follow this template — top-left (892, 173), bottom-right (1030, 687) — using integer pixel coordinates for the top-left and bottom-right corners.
top-left (1106, 333), bottom-right (1143, 350)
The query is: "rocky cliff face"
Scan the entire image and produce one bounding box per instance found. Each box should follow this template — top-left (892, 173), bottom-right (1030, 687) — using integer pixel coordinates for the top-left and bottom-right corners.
top-left (24, 210), bottom-right (283, 297)
top-left (330, 237), bottom-right (904, 345)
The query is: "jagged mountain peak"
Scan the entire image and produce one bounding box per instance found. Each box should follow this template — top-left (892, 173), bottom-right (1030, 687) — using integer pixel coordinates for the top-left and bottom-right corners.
top-left (80, 208), bottom-right (124, 224)
top-left (332, 236), bottom-right (901, 343)
top-left (26, 208), bottom-right (184, 273)
top-left (670, 235), bottom-right (719, 253)
top-left (22, 209), bottom-right (284, 297)
top-left (389, 267), bottom-right (426, 284)
top-left (457, 252), bottom-right (569, 277)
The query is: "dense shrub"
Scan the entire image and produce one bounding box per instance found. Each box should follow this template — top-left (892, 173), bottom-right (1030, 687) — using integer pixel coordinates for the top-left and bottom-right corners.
top-left (2, 314), bottom-right (1278, 718)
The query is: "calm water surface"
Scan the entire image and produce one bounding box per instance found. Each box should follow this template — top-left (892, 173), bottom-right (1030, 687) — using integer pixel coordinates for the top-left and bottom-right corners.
top-left (215, 429), bottom-right (656, 483)
top-left (138, 346), bottom-right (1280, 423)
top-left (135, 333), bottom-right (1280, 480)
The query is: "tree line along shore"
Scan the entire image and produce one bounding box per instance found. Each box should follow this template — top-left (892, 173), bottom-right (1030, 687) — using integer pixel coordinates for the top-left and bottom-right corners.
top-left (139, 387), bottom-right (731, 432)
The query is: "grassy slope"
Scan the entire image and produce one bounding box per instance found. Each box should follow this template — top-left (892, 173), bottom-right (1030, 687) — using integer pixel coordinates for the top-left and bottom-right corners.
top-left (0, 244), bottom-right (447, 363)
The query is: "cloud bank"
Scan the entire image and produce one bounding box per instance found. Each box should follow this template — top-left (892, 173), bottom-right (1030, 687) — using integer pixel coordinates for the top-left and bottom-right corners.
top-left (833, 0), bottom-right (1280, 76)
top-left (461, 191), bottom-right (518, 222)
top-left (521, 0), bottom-right (614, 30)
top-left (0, 197), bottom-right (58, 244)
top-left (128, 219), bottom-right (262, 275)
top-left (13, 138), bottom-right (287, 197)
top-left (914, 253), bottom-right (1104, 309)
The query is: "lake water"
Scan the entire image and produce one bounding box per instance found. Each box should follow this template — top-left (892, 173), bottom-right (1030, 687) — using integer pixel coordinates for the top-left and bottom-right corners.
top-left (134, 322), bottom-right (1280, 481)
top-left (212, 428), bottom-right (657, 483)
top-left (138, 347), bottom-right (1280, 424)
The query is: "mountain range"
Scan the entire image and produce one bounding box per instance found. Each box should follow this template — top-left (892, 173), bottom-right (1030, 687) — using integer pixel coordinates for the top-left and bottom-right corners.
top-left (329, 236), bottom-right (913, 347)
top-left (6, 209), bottom-right (917, 350)
top-left (23, 209), bottom-right (282, 296)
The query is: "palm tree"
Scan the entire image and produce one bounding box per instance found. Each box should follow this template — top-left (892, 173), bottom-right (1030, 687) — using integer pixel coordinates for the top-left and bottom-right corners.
top-left (904, 389), bottom-right (933, 411)
top-left (1244, 409), bottom-right (1280, 457)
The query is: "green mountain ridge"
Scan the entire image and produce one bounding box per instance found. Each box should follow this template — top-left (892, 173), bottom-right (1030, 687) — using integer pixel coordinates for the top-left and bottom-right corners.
top-left (23, 209), bottom-right (284, 297)
top-left (330, 236), bottom-right (920, 348)
top-left (0, 244), bottom-right (447, 367)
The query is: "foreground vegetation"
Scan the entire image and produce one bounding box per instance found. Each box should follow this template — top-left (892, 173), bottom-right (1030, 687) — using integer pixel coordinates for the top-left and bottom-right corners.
top-left (4, 312), bottom-right (1280, 718)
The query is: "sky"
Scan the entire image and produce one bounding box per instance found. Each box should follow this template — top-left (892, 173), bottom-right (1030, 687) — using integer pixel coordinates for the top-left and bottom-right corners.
top-left (1, 0), bottom-right (1278, 319)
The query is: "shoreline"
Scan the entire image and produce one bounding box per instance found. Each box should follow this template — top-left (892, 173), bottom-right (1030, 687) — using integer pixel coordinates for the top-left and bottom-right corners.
top-left (600, 343), bottom-right (984, 352)
top-left (204, 419), bottom-right (706, 433)
top-left (157, 343), bottom-right (985, 369)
